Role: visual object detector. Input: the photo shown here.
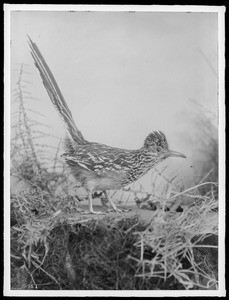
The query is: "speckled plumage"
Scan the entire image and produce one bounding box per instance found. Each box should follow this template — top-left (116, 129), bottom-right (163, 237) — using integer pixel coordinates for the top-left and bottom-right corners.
top-left (61, 135), bottom-right (166, 191)
top-left (28, 36), bottom-right (186, 214)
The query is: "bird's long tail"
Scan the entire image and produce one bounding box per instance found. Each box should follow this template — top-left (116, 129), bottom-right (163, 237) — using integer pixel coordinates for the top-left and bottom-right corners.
top-left (27, 35), bottom-right (86, 145)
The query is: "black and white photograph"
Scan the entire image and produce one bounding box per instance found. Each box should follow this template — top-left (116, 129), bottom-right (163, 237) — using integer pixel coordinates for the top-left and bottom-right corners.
top-left (4, 4), bottom-right (225, 296)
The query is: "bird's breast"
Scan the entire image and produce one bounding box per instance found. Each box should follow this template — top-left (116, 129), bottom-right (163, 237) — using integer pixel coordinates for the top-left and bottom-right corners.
top-left (124, 155), bottom-right (159, 183)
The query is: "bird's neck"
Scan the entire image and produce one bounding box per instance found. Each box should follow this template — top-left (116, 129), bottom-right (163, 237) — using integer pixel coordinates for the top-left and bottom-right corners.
top-left (127, 147), bottom-right (159, 182)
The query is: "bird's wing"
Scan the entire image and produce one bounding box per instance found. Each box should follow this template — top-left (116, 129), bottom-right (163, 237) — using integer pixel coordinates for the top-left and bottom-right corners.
top-left (28, 35), bottom-right (86, 145)
top-left (61, 146), bottom-right (133, 175)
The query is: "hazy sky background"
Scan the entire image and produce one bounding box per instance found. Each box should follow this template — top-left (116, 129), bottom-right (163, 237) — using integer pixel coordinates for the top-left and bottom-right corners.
top-left (10, 10), bottom-right (218, 193)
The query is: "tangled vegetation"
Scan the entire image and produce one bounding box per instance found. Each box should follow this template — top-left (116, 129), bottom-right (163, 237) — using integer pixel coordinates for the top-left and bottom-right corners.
top-left (10, 179), bottom-right (218, 290)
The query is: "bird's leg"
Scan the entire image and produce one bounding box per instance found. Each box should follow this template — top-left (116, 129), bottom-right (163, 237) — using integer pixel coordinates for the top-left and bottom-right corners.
top-left (104, 191), bottom-right (131, 213)
top-left (92, 191), bottom-right (109, 208)
top-left (81, 190), bottom-right (105, 215)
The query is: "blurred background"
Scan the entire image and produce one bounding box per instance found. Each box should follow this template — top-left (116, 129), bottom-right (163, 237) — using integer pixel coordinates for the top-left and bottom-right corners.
top-left (10, 10), bottom-right (218, 200)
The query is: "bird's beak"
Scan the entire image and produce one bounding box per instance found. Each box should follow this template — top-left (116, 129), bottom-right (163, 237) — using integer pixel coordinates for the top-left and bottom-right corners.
top-left (167, 150), bottom-right (187, 158)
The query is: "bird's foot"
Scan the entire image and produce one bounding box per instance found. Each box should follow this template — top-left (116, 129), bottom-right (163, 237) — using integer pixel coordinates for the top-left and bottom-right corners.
top-left (106, 208), bottom-right (131, 213)
top-left (80, 210), bottom-right (105, 215)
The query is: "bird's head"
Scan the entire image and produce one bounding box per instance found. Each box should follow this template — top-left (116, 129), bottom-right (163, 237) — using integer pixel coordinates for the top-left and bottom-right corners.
top-left (144, 131), bottom-right (186, 160)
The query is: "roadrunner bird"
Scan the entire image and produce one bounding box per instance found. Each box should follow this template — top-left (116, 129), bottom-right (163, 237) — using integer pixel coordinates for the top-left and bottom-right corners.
top-left (28, 36), bottom-right (186, 214)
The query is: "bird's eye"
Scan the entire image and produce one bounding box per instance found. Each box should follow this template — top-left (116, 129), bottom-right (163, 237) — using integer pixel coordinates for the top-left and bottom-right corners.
top-left (157, 146), bottom-right (162, 152)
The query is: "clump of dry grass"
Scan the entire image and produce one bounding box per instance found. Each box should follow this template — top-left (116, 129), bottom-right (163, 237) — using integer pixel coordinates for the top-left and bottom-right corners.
top-left (10, 184), bottom-right (82, 290)
top-left (10, 179), bottom-right (218, 290)
top-left (11, 195), bottom-right (153, 290)
top-left (130, 182), bottom-right (218, 290)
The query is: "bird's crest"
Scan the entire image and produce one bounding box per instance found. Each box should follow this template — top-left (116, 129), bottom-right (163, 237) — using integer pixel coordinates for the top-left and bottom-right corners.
top-left (144, 131), bottom-right (168, 149)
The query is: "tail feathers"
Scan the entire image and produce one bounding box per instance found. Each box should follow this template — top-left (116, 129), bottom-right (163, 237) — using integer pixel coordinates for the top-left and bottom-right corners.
top-left (27, 35), bottom-right (86, 145)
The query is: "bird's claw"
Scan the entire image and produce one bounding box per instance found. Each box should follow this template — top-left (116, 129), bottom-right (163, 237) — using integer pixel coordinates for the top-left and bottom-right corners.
top-left (106, 208), bottom-right (131, 213)
top-left (80, 210), bottom-right (105, 215)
